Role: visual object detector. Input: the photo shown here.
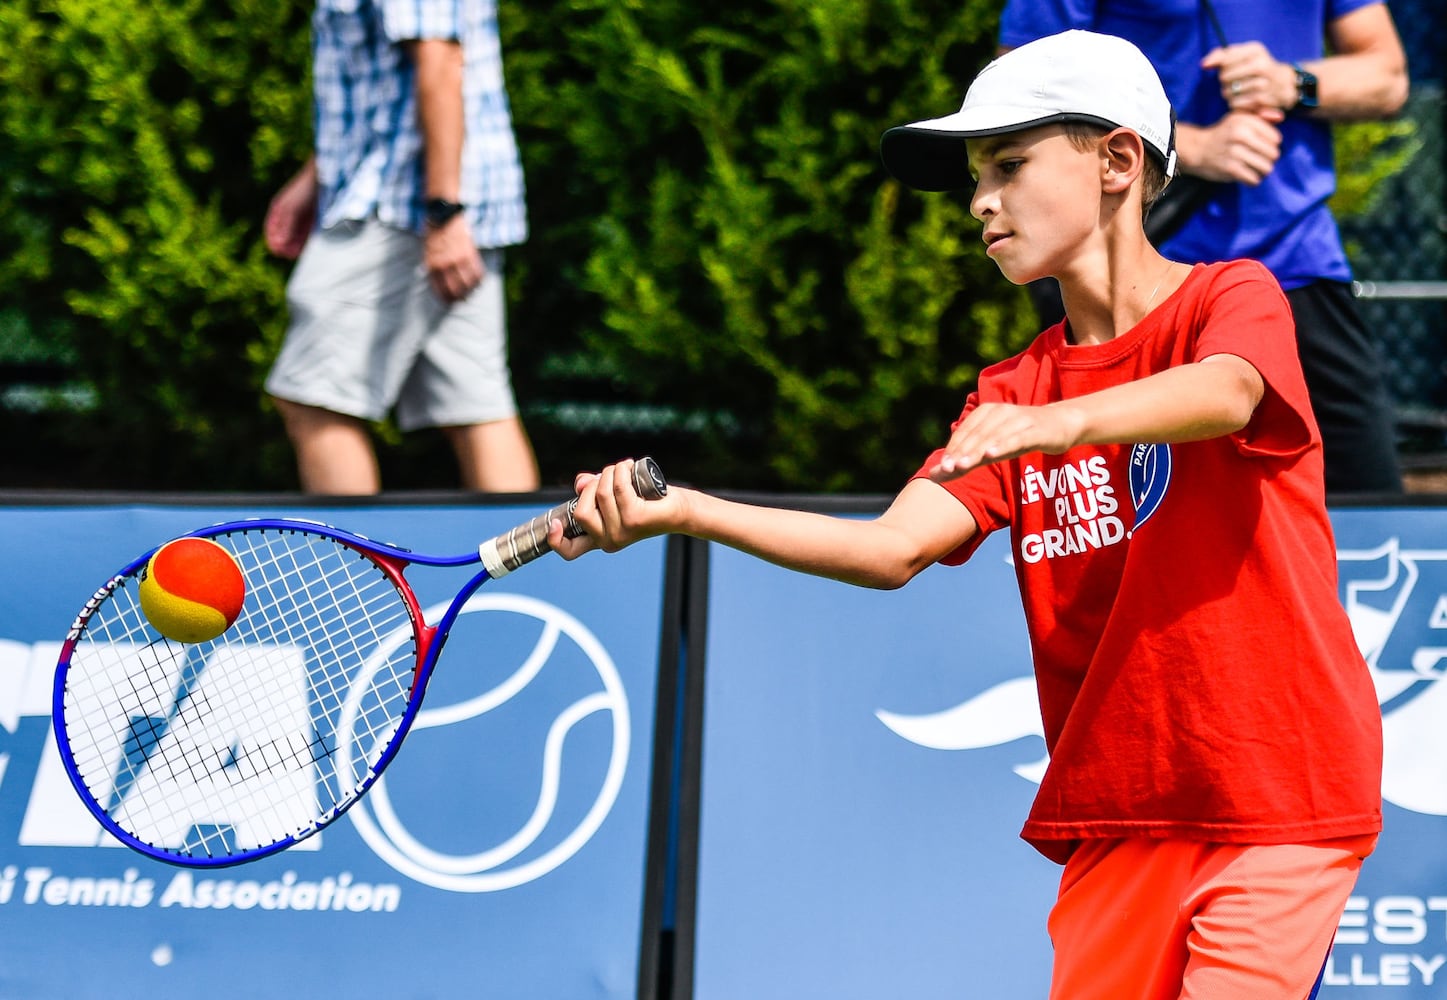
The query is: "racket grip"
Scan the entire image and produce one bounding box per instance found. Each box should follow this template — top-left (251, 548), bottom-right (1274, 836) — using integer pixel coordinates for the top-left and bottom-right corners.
top-left (478, 457), bottom-right (668, 578)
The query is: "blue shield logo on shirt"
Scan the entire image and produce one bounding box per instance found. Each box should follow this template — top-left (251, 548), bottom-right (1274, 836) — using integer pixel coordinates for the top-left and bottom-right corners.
top-left (1129, 443), bottom-right (1172, 530)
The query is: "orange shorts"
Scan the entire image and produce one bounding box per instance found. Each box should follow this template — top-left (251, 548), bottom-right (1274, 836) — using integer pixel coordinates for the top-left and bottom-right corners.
top-left (1047, 834), bottom-right (1377, 1000)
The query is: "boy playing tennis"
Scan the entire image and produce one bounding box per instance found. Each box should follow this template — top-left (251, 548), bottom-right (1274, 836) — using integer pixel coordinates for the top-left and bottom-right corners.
top-left (553, 30), bottom-right (1382, 999)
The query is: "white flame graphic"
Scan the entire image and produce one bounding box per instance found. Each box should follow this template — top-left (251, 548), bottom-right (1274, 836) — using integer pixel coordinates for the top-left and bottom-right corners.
top-left (877, 536), bottom-right (1447, 817)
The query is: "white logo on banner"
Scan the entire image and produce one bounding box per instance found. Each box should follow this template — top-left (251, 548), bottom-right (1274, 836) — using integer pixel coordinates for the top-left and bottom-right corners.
top-left (344, 593), bottom-right (630, 892)
top-left (877, 541), bottom-right (1447, 818)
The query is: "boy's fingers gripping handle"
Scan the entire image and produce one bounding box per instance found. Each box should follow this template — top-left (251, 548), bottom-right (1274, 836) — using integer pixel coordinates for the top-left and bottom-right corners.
top-left (478, 458), bottom-right (668, 578)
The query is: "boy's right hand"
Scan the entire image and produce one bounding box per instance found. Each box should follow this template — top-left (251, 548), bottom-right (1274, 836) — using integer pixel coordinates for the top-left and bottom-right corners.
top-left (549, 459), bottom-right (682, 560)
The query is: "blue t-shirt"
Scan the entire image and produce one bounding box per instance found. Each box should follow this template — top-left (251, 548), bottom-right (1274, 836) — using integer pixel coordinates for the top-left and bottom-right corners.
top-left (998, 0), bottom-right (1379, 288)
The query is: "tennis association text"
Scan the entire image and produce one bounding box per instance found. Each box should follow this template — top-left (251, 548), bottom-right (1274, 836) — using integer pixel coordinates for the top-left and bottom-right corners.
top-left (0, 865), bottom-right (401, 912)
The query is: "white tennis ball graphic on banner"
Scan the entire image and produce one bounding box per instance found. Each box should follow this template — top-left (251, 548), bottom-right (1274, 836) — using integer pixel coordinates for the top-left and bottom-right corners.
top-left (339, 592), bottom-right (631, 891)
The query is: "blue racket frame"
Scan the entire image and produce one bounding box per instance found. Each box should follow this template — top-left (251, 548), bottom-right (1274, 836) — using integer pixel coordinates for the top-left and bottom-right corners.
top-left (53, 458), bottom-right (665, 867)
top-left (53, 519), bottom-right (494, 868)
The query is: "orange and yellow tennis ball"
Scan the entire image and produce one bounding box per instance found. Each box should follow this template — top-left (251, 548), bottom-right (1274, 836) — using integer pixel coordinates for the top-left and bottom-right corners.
top-left (138, 537), bottom-right (246, 643)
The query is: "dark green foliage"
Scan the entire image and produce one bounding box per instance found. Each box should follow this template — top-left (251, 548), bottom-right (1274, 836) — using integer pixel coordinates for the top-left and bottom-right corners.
top-left (1332, 119), bottom-right (1421, 238)
top-left (0, 0), bottom-right (1419, 493)
top-left (0, 0), bottom-right (312, 488)
top-left (501, 0), bottom-right (1034, 491)
top-left (2, 0), bottom-right (1037, 493)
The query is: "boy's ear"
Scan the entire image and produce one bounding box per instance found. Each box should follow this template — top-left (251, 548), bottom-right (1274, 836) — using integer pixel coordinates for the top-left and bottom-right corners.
top-left (1100, 128), bottom-right (1146, 196)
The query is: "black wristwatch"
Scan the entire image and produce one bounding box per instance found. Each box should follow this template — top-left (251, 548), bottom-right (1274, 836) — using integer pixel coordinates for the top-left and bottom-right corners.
top-left (1291, 63), bottom-right (1319, 112)
top-left (424, 197), bottom-right (466, 227)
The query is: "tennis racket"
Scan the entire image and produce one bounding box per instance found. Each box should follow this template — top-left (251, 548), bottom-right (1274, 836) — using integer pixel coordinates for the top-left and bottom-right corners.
top-left (53, 457), bottom-right (667, 868)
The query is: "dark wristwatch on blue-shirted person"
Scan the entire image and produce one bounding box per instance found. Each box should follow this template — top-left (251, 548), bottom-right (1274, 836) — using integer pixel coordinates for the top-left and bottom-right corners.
top-left (1291, 63), bottom-right (1319, 112)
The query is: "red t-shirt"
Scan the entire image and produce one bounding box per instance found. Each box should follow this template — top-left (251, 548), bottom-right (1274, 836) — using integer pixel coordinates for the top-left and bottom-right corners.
top-left (918, 260), bottom-right (1383, 864)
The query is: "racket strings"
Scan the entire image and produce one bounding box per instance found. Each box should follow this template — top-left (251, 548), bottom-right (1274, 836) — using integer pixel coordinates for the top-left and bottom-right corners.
top-left (231, 528), bottom-right (413, 748)
top-left (60, 527), bottom-right (422, 862)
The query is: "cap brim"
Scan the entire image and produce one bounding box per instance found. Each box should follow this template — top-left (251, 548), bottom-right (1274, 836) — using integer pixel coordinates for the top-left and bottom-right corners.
top-left (880, 111), bottom-right (1134, 191)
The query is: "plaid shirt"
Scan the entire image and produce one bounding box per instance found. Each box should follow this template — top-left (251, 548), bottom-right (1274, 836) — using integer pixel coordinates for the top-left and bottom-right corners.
top-left (311, 0), bottom-right (527, 248)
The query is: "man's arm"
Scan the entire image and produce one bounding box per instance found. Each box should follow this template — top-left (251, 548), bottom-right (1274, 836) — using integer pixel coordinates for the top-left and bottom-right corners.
top-left (1204, 4), bottom-right (1408, 122)
top-left (929, 354), bottom-right (1265, 481)
top-left (407, 38), bottom-right (485, 302)
top-left (1315, 2), bottom-right (1410, 120)
top-left (264, 157), bottom-right (319, 259)
top-left (1177, 4), bottom-right (1406, 183)
top-left (551, 461), bottom-right (979, 591)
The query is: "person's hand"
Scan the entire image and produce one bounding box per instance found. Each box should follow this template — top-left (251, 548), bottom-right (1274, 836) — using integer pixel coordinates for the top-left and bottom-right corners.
top-left (423, 215), bottom-right (485, 303)
top-left (927, 403), bottom-right (1081, 482)
top-left (549, 459), bottom-right (682, 559)
top-left (1202, 42), bottom-right (1298, 116)
top-left (1180, 112), bottom-right (1283, 186)
top-left (264, 163), bottom-right (319, 260)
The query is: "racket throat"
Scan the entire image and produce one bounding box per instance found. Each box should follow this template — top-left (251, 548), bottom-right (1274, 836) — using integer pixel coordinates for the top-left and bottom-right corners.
top-left (410, 624), bottom-right (443, 697)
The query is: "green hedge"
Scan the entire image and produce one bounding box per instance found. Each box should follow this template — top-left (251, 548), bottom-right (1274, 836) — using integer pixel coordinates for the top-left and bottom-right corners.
top-left (499, 0), bottom-right (1030, 491)
top-left (0, 0), bottom-right (311, 488)
top-left (0, 0), bottom-right (1417, 492)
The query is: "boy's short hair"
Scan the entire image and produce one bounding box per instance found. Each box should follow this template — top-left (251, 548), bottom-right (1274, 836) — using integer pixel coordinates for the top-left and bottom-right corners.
top-left (879, 30), bottom-right (1177, 195)
top-left (1060, 121), bottom-right (1171, 213)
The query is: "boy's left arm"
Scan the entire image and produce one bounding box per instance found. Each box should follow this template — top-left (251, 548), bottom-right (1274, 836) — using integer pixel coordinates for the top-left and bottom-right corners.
top-left (929, 354), bottom-right (1263, 481)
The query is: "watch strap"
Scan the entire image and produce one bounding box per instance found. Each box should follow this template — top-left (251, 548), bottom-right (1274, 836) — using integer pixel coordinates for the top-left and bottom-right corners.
top-left (1291, 63), bottom-right (1319, 111)
top-left (424, 197), bottom-right (466, 227)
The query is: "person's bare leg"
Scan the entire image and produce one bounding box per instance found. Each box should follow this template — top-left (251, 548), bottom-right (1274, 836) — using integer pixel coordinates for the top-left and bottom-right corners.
top-left (444, 417), bottom-right (540, 493)
top-left (272, 398), bottom-right (382, 495)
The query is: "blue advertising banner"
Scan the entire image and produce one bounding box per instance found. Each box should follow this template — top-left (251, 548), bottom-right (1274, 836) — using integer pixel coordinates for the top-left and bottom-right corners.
top-left (694, 531), bottom-right (1058, 1000)
top-left (0, 501), bottom-right (669, 999)
top-left (1328, 508), bottom-right (1447, 996)
top-left (691, 507), bottom-right (1447, 999)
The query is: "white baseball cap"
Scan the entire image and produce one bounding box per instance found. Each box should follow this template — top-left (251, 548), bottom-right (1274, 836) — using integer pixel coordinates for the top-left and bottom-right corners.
top-left (880, 30), bottom-right (1177, 192)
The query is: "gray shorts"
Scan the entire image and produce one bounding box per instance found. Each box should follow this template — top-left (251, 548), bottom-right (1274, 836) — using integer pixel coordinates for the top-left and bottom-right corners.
top-left (265, 219), bottom-right (518, 431)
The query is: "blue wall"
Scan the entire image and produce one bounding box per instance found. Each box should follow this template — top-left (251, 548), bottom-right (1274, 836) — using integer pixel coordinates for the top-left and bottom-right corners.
top-left (4, 497), bottom-right (1446, 997)
top-left (1, 500), bottom-right (670, 999)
